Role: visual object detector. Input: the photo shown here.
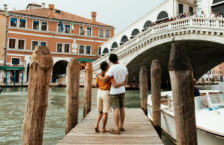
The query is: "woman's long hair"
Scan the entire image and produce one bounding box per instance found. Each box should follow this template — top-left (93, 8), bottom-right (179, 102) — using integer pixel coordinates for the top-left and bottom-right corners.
top-left (100, 61), bottom-right (108, 77)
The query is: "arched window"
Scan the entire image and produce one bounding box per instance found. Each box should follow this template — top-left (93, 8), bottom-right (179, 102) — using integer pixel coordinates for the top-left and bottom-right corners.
top-left (131, 29), bottom-right (140, 36)
top-left (157, 11), bottom-right (169, 20)
top-left (143, 21), bottom-right (152, 29)
top-left (103, 48), bottom-right (109, 54)
top-left (112, 42), bottom-right (118, 48)
top-left (213, 0), bottom-right (224, 4)
top-left (111, 42), bottom-right (118, 51)
top-left (121, 35), bottom-right (129, 43)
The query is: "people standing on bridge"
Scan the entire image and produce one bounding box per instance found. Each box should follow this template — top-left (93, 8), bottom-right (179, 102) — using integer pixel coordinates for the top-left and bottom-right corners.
top-left (210, 11), bottom-right (215, 17)
top-left (94, 61), bottom-right (126, 133)
top-left (218, 12), bottom-right (222, 18)
top-left (98, 54), bottom-right (128, 134)
top-left (201, 11), bottom-right (205, 17)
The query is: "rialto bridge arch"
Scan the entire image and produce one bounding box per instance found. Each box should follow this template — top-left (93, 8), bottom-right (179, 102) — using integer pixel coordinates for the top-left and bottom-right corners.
top-left (80, 17), bottom-right (224, 87)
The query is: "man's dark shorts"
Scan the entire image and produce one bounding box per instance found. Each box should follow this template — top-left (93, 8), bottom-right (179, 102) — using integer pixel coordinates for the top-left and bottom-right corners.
top-left (110, 93), bottom-right (125, 108)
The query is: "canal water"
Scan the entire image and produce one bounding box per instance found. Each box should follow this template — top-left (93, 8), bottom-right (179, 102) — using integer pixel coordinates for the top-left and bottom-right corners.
top-left (1, 82), bottom-right (223, 145)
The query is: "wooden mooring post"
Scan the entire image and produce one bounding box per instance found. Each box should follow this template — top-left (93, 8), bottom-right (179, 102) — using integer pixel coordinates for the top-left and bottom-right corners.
top-left (65, 58), bottom-right (80, 135)
top-left (151, 59), bottom-right (161, 138)
top-left (83, 62), bottom-right (93, 118)
top-left (22, 46), bottom-right (53, 145)
top-left (168, 43), bottom-right (197, 145)
top-left (139, 66), bottom-right (148, 115)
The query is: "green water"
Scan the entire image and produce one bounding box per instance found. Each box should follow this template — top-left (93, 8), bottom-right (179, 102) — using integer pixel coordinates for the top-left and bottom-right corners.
top-left (0, 88), bottom-right (153, 145)
top-left (2, 82), bottom-right (221, 145)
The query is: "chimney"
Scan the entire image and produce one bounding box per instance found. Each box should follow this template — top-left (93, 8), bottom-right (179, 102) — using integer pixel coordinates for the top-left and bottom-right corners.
top-left (48, 4), bottom-right (54, 19)
top-left (91, 12), bottom-right (96, 24)
top-left (42, 3), bottom-right (45, 8)
top-left (4, 4), bottom-right (7, 12)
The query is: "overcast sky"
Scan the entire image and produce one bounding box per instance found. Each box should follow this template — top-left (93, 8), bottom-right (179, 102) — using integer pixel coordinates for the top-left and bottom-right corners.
top-left (1, 0), bottom-right (202, 35)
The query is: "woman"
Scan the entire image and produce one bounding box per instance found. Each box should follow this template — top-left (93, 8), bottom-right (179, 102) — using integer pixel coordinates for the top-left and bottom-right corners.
top-left (210, 11), bottom-right (215, 17)
top-left (95, 61), bottom-right (125, 133)
top-left (201, 11), bottom-right (205, 17)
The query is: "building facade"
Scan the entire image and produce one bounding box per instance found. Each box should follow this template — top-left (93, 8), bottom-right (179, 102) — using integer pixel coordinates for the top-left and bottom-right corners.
top-left (0, 3), bottom-right (114, 83)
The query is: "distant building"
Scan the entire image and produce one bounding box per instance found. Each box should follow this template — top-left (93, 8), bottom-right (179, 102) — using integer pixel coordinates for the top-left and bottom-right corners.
top-left (212, 63), bottom-right (224, 81)
top-left (0, 3), bottom-right (114, 83)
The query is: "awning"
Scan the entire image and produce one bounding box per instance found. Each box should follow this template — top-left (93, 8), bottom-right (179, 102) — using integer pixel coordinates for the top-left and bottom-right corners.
top-left (78, 59), bottom-right (93, 62)
top-left (1, 66), bottom-right (24, 70)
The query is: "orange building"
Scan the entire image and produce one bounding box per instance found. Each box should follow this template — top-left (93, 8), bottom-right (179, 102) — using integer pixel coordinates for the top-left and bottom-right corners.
top-left (0, 3), bottom-right (114, 83)
top-left (212, 63), bottom-right (224, 81)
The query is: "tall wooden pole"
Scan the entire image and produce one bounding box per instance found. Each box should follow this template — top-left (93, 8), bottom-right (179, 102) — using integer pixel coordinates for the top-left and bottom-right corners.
top-left (65, 58), bottom-right (80, 135)
top-left (83, 62), bottom-right (93, 118)
top-left (168, 43), bottom-right (197, 145)
top-left (22, 46), bottom-right (53, 145)
top-left (139, 66), bottom-right (148, 115)
top-left (151, 59), bottom-right (161, 138)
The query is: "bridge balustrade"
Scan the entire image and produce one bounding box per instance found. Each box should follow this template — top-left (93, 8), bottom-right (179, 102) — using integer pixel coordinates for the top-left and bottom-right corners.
top-left (89, 17), bottom-right (224, 75)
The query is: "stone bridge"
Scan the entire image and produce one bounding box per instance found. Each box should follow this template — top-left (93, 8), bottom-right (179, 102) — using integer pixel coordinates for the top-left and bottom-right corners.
top-left (80, 17), bottom-right (224, 87)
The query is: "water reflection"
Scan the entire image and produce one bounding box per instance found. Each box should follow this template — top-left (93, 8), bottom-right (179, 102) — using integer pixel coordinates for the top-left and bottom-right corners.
top-left (1, 82), bottom-right (220, 145)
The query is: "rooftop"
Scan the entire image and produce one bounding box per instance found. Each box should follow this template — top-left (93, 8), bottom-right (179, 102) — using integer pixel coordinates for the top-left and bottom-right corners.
top-left (9, 4), bottom-right (113, 27)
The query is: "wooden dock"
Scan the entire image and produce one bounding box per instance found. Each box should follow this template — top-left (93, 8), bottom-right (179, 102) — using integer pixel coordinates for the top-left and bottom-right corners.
top-left (57, 108), bottom-right (163, 145)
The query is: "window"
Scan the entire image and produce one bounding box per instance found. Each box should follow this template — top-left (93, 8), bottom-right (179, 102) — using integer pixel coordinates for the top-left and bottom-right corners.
top-left (41, 42), bottom-right (46, 46)
top-left (57, 24), bottom-right (63, 33)
top-left (65, 25), bottom-right (70, 33)
top-left (41, 22), bottom-right (47, 31)
top-left (189, 7), bottom-right (193, 14)
top-left (179, 4), bottom-right (183, 14)
top-left (105, 30), bottom-right (110, 38)
top-left (99, 29), bottom-right (104, 37)
top-left (32, 41), bottom-right (38, 50)
top-left (9, 39), bottom-right (16, 49)
top-left (10, 18), bottom-right (17, 27)
top-left (80, 27), bottom-right (84, 35)
top-left (64, 44), bottom-right (70, 53)
top-left (19, 19), bottom-right (26, 28)
top-left (79, 45), bottom-right (84, 54)
top-left (98, 47), bottom-right (101, 55)
top-left (87, 28), bottom-right (91, 36)
top-left (33, 21), bottom-right (39, 30)
top-left (57, 43), bottom-right (62, 52)
top-left (86, 46), bottom-right (91, 54)
top-left (18, 40), bottom-right (25, 49)
top-left (12, 58), bottom-right (20, 65)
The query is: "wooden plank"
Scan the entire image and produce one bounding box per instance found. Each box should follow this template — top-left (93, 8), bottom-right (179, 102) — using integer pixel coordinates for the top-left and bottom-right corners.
top-left (57, 109), bottom-right (163, 145)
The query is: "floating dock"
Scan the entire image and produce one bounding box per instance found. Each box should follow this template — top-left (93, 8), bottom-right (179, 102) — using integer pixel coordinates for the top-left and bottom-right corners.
top-left (57, 108), bottom-right (163, 145)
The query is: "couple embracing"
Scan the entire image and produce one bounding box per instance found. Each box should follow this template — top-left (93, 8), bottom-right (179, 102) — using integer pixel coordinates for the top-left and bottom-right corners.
top-left (94, 54), bottom-right (128, 134)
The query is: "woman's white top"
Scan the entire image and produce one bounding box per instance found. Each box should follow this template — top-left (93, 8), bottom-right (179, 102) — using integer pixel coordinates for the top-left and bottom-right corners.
top-left (210, 14), bottom-right (215, 17)
top-left (201, 14), bottom-right (205, 17)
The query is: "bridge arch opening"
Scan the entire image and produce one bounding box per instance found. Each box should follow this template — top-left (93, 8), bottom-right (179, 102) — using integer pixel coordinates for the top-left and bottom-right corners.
top-left (143, 21), bottom-right (152, 29)
top-left (103, 48), bottom-right (109, 55)
top-left (52, 60), bottom-right (68, 82)
top-left (131, 29), bottom-right (140, 38)
top-left (120, 35), bottom-right (129, 45)
top-left (157, 11), bottom-right (169, 22)
top-left (111, 42), bottom-right (118, 51)
top-left (125, 40), bottom-right (224, 88)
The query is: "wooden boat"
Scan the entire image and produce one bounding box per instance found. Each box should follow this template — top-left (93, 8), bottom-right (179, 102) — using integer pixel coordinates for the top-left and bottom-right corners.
top-left (147, 90), bottom-right (224, 145)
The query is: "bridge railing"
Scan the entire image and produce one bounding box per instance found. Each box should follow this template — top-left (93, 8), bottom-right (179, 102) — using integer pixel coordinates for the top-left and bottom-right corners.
top-left (91, 17), bottom-right (224, 71)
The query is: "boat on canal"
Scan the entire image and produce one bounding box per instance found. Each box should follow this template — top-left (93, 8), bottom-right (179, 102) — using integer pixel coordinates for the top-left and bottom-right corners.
top-left (147, 90), bottom-right (224, 145)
